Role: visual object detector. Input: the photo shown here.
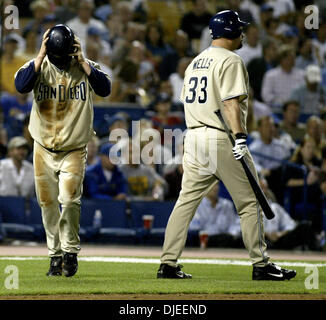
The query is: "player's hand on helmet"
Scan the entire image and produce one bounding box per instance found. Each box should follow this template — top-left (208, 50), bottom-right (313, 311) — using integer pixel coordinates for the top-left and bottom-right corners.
top-left (232, 133), bottom-right (248, 160)
top-left (70, 36), bottom-right (86, 64)
top-left (37, 29), bottom-right (50, 59)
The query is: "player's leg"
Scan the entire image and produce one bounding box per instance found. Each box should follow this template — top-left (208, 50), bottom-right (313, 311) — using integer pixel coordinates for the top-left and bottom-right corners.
top-left (214, 135), bottom-right (269, 267)
top-left (160, 128), bottom-right (217, 270)
top-left (33, 142), bottom-right (61, 257)
top-left (57, 147), bottom-right (86, 253)
top-left (57, 147), bottom-right (87, 276)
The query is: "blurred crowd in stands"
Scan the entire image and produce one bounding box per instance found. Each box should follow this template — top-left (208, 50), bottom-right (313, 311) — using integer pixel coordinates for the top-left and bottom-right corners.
top-left (1, 0), bottom-right (326, 250)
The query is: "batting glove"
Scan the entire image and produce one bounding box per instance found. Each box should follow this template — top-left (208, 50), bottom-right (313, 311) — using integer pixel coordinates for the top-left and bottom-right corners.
top-left (232, 133), bottom-right (248, 160)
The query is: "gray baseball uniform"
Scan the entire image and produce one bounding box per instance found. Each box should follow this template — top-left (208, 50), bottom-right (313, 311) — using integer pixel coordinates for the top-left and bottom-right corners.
top-left (161, 46), bottom-right (269, 267)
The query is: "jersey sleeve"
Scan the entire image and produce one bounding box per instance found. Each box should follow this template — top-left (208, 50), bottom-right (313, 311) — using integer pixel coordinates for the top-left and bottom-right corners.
top-left (14, 60), bottom-right (40, 93)
top-left (86, 59), bottom-right (111, 97)
top-left (219, 58), bottom-right (248, 102)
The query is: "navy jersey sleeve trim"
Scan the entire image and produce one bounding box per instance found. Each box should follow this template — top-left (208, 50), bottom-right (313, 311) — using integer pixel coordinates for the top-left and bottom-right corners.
top-left (87, 64), bottom-right (111, 97)
top-left (15, 61), bottom-right (40, 93)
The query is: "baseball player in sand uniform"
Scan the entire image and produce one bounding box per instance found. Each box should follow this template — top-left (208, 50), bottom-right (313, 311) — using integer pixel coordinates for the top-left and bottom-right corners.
top-left (15, 25), bottom-right (111, 277)
top-left (157, 11), bottom-right (296, 281)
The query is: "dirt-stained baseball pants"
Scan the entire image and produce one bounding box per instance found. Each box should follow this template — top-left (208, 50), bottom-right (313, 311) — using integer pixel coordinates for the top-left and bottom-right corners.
top-left (161, 127), bottom-right (270, 267)
top-left (33, 141), bottom-right (87, 257)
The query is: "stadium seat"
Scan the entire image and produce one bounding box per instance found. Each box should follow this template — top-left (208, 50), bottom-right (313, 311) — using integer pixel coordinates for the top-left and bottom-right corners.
top-left (130, 201), bottom-right (175, 245)
top-left (81, 199), bottom-right (136, 244)
top-left (0, 196), bottom-right (35, 240)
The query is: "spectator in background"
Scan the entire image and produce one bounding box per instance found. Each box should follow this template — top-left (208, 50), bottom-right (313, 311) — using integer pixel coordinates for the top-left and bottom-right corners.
top-left (133, 118), bottom-right (173, 174)
top-left (87, 26), bottom-right (112, 63)
top-left (0, 136), bottom-right (34, 198)
top-left (312, 21), bottom-right (326, 67)
top-left (106, 12), bottom-right (124, 50)
top-left (54, 0), bottom-right (77, 24)
top-left (67, 0), bottom-right (108, 52)
top-left (180, 0), bottom-right (212, 53)
top-left (86, 40), bottom-right (112, 78)
top-left (227, 0), bottom-right (254, 23)
top-left (250, 116), bottom-right (291, 174)
top-left (0, 36), bottom-right (27, 95)
top-left (169, 57), bottom-right (192, 106)
top-left (21, 29), bottom-right (39, 61)
top-left (189, 182), bottom-right (242, 248)
top-left (119, 139), bottom-right (166, 201)
top-left (289, 64), bottom-right (326, 115)
top-left (267, 0), bottom-right (296, 19)
top-left (115, 1), bottom-right (134, 26)
top-left (261, 45), bottom-right (305, 113)
top-left (83, 143), bottom-right (127, 200)
top-left (295, 39), bottom-right (317, 70)
top-left (279, 101), bottom-right (306, 144)
top-left (145, 22), bottom-right (172, 69)
top-left (150, 93), bottom-right (184, 147)
top-left (258, 3), bottom-right (274, 41)
top-left (110, 21), bottom-right (143, 67)
top-left (260, 177), bottom-right (318, 250)
top-left (159, 29), bottom-right (194, 80)
top-left (110, 41), bottom-right (155, 105)
top-left (100, 112), bottom-right (130, 146)
top-left (249, 88), bottom-right (272, 122)
top-left (247, 38), bottom-right (278, 102)
top-left (249, 116), bottom-right (291, 203)
top-left (86, 136), bottom-right (100, 166)
top-left (23, 0), bottom-right (50, 35)
top-left (273, 116), bottom-right (297, 162)
top-left (264, 17), bottom-right (281, 40)
top-left (304, 115), bottom-right (326, 158)
top-left (0, 92), bottom-right (32, 125)
top-left (236, 23), bottom-right (262, 65)
top-left (41, 14), bottom-right (59, 37)
top-left (94, 0), bottom-right (115, 23)
top-left (284, 138), bottom-right (322, 233)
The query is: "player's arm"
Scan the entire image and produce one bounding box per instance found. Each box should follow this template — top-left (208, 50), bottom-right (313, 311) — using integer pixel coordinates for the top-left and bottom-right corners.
top-left (219, 59), bottom-right (249, 160)
top-left (15, 29), bottom-right (50, 93)
top-left (223, 98), bottom-right (244, 135)
top-left (70, 37), bottom-right (111, 97)
top-left (223, 98), bottom-right (248, 161)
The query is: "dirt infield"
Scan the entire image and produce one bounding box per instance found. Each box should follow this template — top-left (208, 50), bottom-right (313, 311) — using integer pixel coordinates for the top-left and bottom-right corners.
top-left (1, 243), bottom-right (325, 261)
top-left (1, 293), bottom-right (326, 300)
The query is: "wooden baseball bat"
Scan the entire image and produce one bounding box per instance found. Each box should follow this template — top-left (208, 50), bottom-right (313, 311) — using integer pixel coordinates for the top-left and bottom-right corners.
top-left (215, 110), bottom-right (275, 220)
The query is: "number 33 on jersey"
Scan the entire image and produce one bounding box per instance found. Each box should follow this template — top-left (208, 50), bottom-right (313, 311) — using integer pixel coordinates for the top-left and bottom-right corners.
top-left (180, 46), bottom-right (250, 132)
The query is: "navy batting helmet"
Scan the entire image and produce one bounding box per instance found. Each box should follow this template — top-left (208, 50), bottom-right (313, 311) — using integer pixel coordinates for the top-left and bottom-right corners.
top-left (46, 24), bottom-right (75, 68)
top-left (209, 10), bottom-right (249, 40)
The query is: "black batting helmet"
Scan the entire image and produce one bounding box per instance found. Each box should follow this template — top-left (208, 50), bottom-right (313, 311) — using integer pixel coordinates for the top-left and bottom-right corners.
top-left (46, 24), bottom-right (75, 68)
top-left (209, 10), bottom-right (249, 40)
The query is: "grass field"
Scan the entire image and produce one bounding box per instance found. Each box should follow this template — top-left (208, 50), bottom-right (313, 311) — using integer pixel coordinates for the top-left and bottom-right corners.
top-left (0, 257), bottom-right (325, 298)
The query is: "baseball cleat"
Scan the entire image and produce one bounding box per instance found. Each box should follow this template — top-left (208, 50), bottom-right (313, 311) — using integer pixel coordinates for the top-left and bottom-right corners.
top-left (46, 256), bottom-right (63, 276)
top-left (62, 252), bottom-right (78, 277)
top-left (252, 263), bottom-right (296, 281)
top-left (157, 264), bottom-right (192, 279)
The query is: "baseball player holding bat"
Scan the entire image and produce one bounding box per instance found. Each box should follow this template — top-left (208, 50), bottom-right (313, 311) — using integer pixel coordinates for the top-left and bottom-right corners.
top-left (157, 11), bottom-right (296, 281)
top-left (15, 25), bottom-right (111, 277)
